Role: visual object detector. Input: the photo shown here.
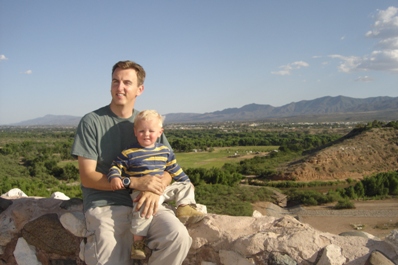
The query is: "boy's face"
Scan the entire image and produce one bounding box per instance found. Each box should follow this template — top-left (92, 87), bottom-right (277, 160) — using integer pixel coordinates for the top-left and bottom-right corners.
top-left (134, 119), bottom-right (163, 148)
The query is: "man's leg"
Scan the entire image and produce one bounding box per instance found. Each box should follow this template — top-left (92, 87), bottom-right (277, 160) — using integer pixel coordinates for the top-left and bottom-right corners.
top-left (146, 205), bottom-right (192, 265)
top-left (84, 205), bottom-right (133, 265)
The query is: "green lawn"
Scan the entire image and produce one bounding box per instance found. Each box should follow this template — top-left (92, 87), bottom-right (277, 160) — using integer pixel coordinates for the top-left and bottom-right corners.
top-left (175, 146), bottom-right (278, 169)
top-left (60, 146), bottom-right (279, 170)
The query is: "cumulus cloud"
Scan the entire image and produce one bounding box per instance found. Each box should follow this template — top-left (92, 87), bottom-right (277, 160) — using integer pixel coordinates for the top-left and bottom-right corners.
top-left (365, 6), bottom-right (398, 39)
top-left (0, 54), bottom-right (8, 61)
top-left (330, 6), bottom-right (398, 73)
top-left (22, 70), bottom-right (32, 75)
top-left (355, 75), bottom-right (373, 82)
top-left (271, 61), bottom-right (309, 75)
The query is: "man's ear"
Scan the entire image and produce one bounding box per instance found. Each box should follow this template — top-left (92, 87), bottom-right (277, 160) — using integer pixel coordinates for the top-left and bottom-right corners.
top-left (138, 85), bottom-right (144, 95)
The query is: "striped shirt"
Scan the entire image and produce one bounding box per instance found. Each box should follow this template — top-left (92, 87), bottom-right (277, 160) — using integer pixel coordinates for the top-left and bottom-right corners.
top-left (107, 142), bottom-right (190, 183)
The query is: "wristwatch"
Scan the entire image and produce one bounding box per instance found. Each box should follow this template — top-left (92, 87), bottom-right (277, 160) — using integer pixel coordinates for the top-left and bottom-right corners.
top-left (122, 177), bottom-right (131, 189)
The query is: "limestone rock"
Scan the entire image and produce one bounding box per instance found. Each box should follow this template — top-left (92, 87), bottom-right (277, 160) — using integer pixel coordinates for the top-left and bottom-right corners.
top-left (22, 213), bottom-right (79, 256)
top-left (1, 188), bottom-right (28, 198)
top-left (1, 191), bottom-right (398, 265)
top-left (60, 211), bottom-right (87, 237)
top-left (60, 198), bottom-right (84, 211)
top-left (316, 244), bottom-right (346, 265)
top-left (0, 197), bottom-right (13, 213)
top-left (50, 191), bottom-right (70, 200)
top-left (268, 252), bottom-right (297, 265)
top-left (364, 250), bottom-right (395, 265)
top-left (13, 237), bottom-right (41, 265)
top-left (386, 229), bottom-right (398, 249)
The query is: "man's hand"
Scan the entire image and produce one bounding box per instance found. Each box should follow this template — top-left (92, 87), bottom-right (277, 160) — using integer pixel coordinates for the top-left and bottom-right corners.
top-left (130, 174), bottom-right (166, 195)
top-left (134, 191), bottom-right (160, 218)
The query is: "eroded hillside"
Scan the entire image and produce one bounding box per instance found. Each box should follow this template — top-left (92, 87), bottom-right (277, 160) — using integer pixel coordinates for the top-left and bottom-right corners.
top-left (276, 127), bottom-right (398, 181)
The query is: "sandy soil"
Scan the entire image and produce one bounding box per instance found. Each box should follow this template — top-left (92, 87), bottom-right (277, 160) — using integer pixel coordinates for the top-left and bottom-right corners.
top-left (295, 198), bottom-right (398, 239)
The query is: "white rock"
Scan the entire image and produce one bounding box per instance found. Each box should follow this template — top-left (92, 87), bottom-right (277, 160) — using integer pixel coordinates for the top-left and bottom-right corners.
top-left (317, 244), bottom-right (346, 265)
top-left (2, 188), bottom-right (27, 198)
top-left (60, 211), bottom-right (87, 237)
top-left (196, 203), bottom-right (207, 214)
top-left (50, 191), bottom-right (70, 200)
top-left (13, 237), bottom-right (42, 265)
top-left (79, 240), bottom-right (85, 261)
top-left (0, 211), bottom-right (17, 247)
top-left (252, 210), bottom-right (263, 217)
top-left (386, 229), bottom-right (398, 250)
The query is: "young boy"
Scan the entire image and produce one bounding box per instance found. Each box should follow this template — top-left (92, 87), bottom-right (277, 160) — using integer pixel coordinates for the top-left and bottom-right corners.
top-left (107, 109), bottom-right (205, 260)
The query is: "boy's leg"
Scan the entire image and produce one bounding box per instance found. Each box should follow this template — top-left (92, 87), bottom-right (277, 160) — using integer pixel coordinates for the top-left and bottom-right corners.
top-left (131, 191), bottom-right (152, 236)
top-left (162, 182), bottom-right (196, 205)
top-left (146, 204), bottom-right (192, 265)
top-left (130, 191), bottom-right (152, 260)
top-left (162, 182), bottom-right (205, 225)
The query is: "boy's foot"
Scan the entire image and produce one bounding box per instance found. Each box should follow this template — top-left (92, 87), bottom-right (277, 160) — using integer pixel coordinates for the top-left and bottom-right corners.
top-left (131, 240), bottom-right (146, 260)
top-left (176, 204), bottom-right (205, 225)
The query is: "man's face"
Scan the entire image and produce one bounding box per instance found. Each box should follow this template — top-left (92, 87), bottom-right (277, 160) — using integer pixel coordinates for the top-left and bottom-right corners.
top-left (110, 68), bottom-right (144, 107)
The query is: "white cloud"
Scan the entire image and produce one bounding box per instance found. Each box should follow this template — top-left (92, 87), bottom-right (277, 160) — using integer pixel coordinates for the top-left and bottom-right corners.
top-left (329, 55), bottom-right (361, 73)
top-left (365, 6), bottom-right (398, 39)
top-left (355, 76), bottom-right (373, 82)
top-left (22, 70), bottom-right (32, 75)
top-left (0, 54), bottom-right (8, 61)
top-left (271, 61), bottom-right (309, 75)
top-left (330, 6), bottom-right (398, 73)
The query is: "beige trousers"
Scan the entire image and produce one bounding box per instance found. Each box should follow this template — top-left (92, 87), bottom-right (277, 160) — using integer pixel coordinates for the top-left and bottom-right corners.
top-left (131, 181), bottom-right (196, 236)
top-left (84, 203), bottom-right (192, 265)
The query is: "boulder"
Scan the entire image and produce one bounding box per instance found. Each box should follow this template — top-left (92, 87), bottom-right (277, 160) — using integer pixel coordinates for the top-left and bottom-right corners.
top-left (1, 190), bottom-right (398, 265)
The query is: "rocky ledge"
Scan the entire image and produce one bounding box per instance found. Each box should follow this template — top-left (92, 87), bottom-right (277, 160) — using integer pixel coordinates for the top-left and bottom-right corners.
top-left (1, 188), bottom-right (397, 265)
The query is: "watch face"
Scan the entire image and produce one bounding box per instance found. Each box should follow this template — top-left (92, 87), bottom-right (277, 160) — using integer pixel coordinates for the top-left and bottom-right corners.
top-left (123, 178), bottom-right (130, 187)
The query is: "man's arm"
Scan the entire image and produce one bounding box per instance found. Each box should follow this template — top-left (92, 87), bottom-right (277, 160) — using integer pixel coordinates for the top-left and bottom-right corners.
top-left (78, 156), bottom-right (113, 190)
top-left (78, 156), bottom-right (171, 192)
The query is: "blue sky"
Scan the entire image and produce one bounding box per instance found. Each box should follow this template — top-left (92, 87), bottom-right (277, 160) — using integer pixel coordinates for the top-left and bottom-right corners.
top-left (1, 1), bottom-right (398, 125)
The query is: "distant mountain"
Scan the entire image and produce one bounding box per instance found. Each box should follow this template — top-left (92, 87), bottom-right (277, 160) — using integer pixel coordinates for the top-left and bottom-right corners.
top-left (6, 95), bottom-right (398, 126)
top-left (11, 114), bottom-right (81, 126)
top-left (165, 95), bottom-right (398, 123)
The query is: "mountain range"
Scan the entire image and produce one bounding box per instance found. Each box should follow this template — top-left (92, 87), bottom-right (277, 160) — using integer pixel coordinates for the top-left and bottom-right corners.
top-left (7, 95), bottom-right (398, 126)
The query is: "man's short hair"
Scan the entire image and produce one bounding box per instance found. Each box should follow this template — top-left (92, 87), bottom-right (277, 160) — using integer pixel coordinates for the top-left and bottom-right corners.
top-left (112, 60), bottom-right (146, 86)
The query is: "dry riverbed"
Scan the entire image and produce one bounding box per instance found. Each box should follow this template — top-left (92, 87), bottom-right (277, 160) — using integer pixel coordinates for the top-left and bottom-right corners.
top-left (295, 198), bottom-right (398, 238)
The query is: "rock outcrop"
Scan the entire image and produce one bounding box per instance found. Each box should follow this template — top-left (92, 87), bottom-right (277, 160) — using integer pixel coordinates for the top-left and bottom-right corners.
top-left (1, 189), bottom-right (398, 265)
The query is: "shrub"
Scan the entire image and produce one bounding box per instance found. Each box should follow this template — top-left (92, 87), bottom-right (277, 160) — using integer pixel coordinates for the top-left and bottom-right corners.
top-left (334, 198), bottom-right (355, 209)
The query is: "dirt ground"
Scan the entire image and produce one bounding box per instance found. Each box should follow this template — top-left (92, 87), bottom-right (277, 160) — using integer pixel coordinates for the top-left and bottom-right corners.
top-left (294, 199), bottom-right (398, 239)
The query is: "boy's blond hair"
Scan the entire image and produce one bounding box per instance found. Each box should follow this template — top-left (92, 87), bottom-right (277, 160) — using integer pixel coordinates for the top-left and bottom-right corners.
top-left (134, 110), bottom-right (165, 128)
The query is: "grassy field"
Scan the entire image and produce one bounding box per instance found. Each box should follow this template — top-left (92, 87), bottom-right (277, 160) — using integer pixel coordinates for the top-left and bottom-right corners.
top-left (174, 146), bottom-right (279, 169)
top-left (59, 146), bottom-right (279, 170)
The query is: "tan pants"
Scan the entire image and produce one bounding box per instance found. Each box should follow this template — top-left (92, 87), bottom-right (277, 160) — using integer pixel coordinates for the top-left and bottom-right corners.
top-left (131, 182), bottom-right (196, 236)
top-left (84, 203), bottom-right (192, 265)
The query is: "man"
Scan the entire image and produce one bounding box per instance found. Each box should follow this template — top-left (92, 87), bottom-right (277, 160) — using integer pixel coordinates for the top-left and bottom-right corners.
top-left (71, 60), bottom-right (192, 265)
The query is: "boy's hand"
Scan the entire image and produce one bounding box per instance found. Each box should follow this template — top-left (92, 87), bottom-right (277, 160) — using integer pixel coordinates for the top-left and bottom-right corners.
top-left (110, 178), bottom-right (124, 190)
